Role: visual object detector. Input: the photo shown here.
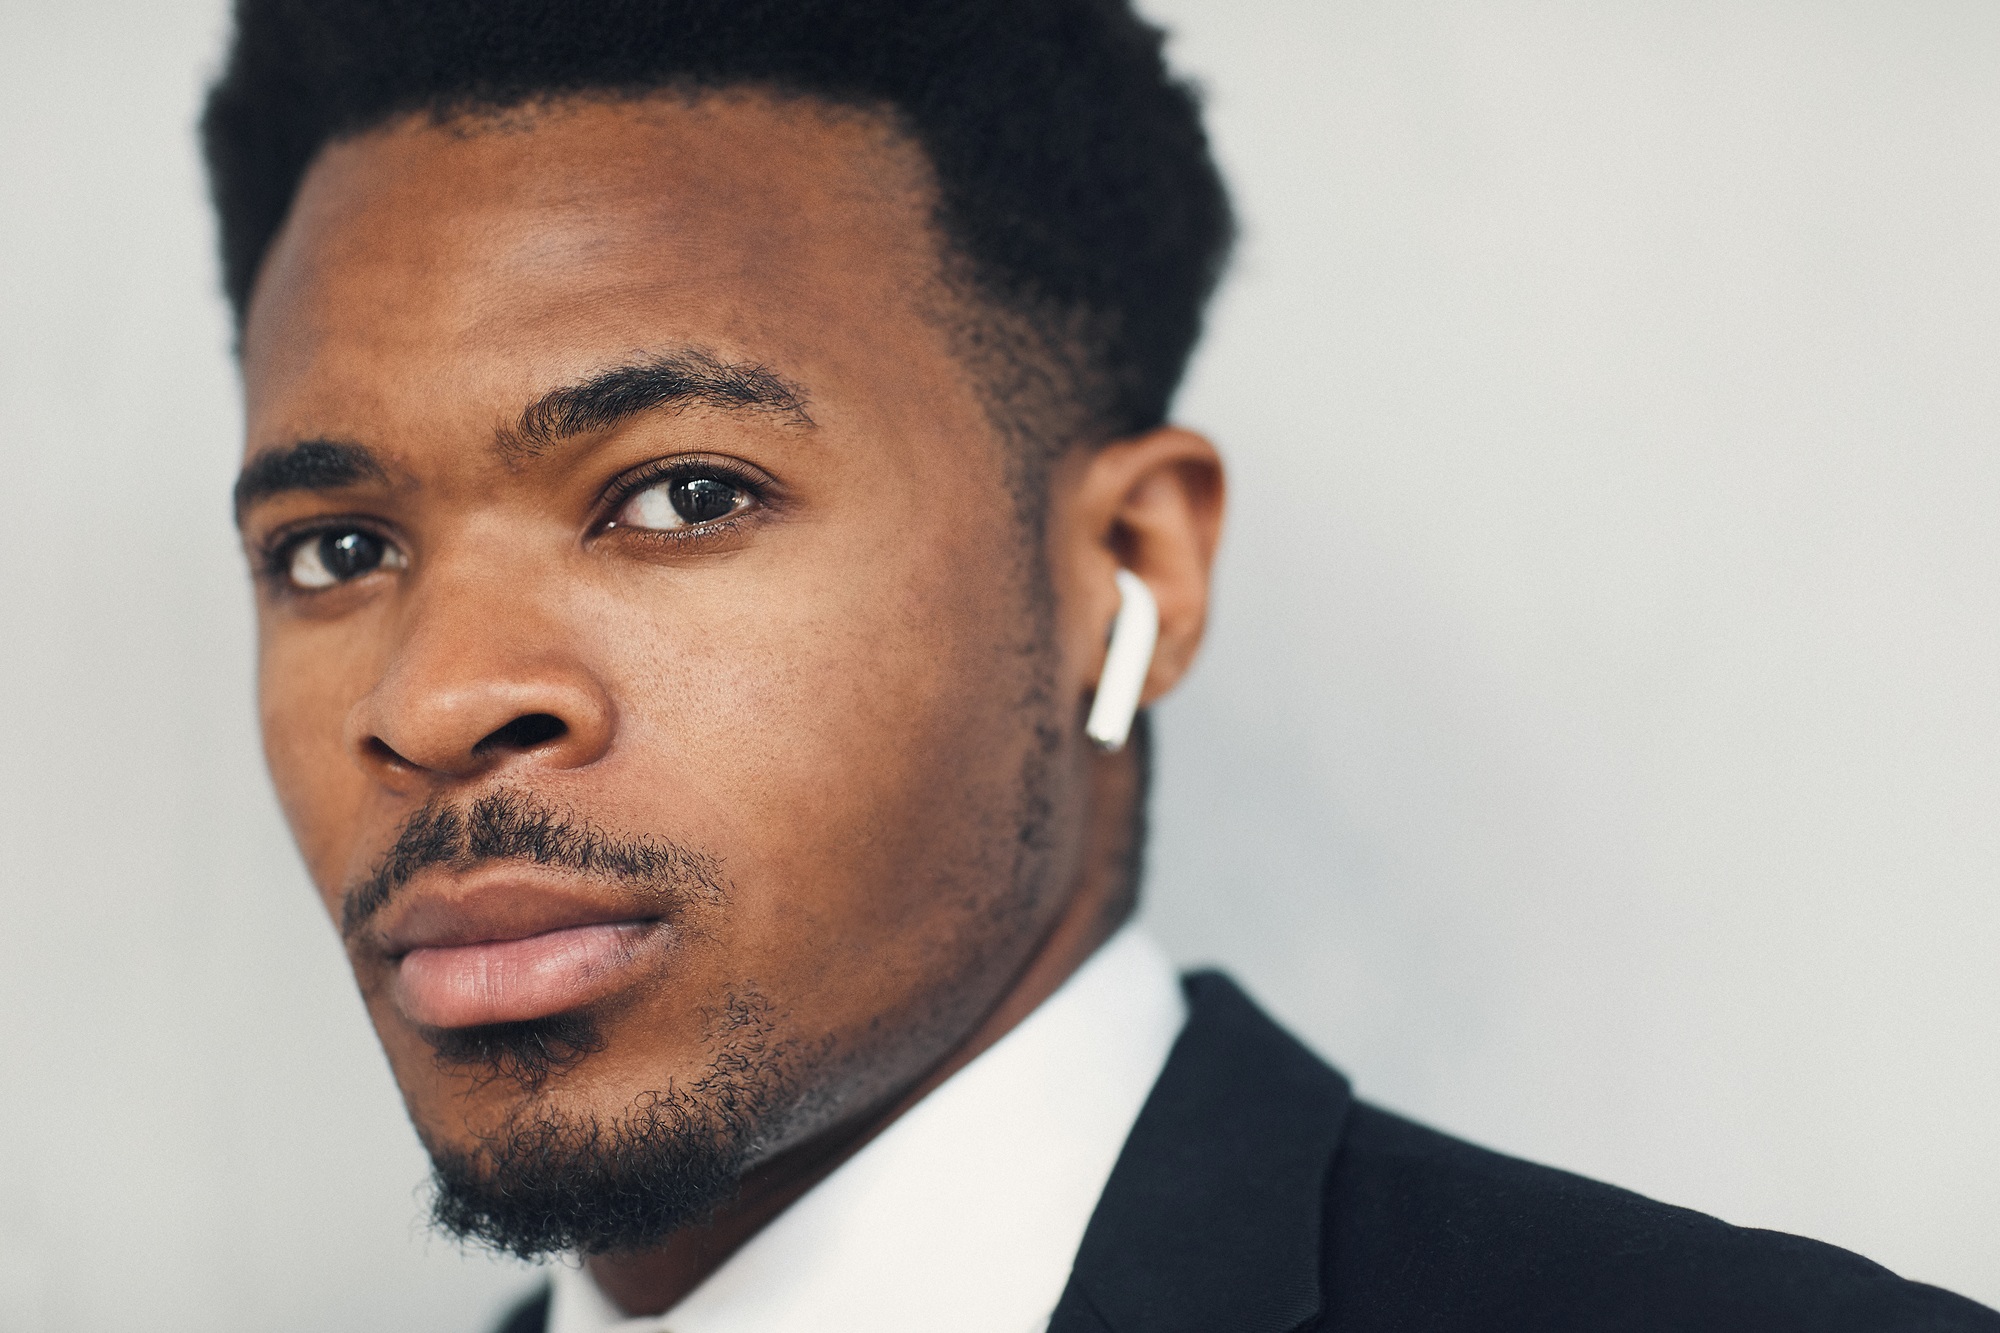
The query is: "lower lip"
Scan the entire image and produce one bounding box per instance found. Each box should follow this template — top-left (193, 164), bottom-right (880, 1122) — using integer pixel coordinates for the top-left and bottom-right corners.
top-left (392, 922), bottom-right (653, 1029)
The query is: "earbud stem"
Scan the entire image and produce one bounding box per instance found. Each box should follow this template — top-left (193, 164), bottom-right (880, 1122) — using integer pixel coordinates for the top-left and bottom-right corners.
top-left (1085, 568), bottom-right (1159, 752)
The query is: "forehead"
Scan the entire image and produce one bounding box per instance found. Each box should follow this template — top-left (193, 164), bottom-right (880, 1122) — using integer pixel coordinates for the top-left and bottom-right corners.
top-left (241, 94), bottom-right (952, 445)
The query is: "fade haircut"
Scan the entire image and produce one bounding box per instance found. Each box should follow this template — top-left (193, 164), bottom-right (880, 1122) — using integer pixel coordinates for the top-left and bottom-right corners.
top-left (200, 0), bottom-right (1235, 455)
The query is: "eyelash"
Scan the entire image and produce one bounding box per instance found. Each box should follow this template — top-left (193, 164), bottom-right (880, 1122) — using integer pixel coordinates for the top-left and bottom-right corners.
top-left (255, 456), bottom-right (771, 589)
top-left (597, 456), bottom-right (771, 535)
top-left (257, 516), bottom-right (397, 585)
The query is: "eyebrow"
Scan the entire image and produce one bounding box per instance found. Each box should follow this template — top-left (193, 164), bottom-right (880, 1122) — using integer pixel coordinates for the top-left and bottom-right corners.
top-left (496, 349), bottom-right (814, 460)
top-left (233, 438), bottom-right (388, 522)
top-left (233, 350), bottom-right (812, 523)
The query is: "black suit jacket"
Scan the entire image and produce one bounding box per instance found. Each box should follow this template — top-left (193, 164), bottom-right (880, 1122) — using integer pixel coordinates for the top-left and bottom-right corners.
top-left (498, 972), bottom-right (1999, 1332)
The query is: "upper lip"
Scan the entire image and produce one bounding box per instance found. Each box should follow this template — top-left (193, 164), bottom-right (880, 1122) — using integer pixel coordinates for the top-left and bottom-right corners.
top-left (367, 866), bottom-right (664, 959)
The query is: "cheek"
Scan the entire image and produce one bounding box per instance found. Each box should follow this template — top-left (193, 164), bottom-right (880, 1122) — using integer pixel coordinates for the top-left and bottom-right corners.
top-left (256, 620), bottom-right (373, 906)
top-left (609, 520), bottom-right (1042, 925)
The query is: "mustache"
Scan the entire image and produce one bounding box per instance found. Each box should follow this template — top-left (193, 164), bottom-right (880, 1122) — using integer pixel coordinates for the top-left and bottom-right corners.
top-left (340, 788), bottom-right (727, 941)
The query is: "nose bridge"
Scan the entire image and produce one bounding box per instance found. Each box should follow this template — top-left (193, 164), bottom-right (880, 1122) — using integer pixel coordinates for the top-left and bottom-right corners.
top-left (347, 543), bottom-right (615, 781)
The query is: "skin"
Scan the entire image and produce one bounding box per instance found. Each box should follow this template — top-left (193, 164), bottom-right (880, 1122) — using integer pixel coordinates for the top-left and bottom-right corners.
top-left (238, 93), bottom-right (1223, 1315)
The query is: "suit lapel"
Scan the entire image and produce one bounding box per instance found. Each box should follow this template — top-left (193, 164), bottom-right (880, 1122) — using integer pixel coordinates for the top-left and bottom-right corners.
top-left (1047, 971), bottom-right (1353, 1333)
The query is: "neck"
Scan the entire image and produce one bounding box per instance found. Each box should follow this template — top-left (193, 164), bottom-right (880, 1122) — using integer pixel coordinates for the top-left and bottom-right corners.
top-left (585, 736), bottom-right (1146, 1317)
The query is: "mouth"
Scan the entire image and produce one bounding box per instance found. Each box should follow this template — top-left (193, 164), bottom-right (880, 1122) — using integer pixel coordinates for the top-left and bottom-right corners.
top-left (394, 921), bottom-right (659, 1028)
top-left (371, 876), bottom-right (669, 1029)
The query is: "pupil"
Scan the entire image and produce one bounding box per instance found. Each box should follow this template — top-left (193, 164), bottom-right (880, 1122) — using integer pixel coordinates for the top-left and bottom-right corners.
top-left (671, 477), bottom-right (739, 524)
top-left (322, 530), bottom-right (383, 580)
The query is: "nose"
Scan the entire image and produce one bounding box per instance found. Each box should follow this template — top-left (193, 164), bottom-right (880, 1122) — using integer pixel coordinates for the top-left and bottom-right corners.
top-left (345, 582), bottom-right (616, 787)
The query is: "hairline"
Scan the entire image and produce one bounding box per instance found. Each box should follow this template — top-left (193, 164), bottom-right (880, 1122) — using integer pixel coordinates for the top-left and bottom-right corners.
top-left (252, 85), bottom-right (1123, 467)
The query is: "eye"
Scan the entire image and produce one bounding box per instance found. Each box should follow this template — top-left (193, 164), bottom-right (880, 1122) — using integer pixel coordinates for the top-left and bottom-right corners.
top-left (615, 472), bottom-right (752, 530)
top-left (284, 527), bottom-right (406, 590)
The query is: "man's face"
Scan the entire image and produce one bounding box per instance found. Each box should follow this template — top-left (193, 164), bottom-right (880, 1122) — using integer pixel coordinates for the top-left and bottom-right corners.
top-left (237, 95), bottom-right (1106, 1248)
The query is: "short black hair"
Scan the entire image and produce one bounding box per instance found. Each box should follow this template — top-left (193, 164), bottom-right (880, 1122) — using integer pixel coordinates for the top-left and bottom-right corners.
top-left (200, 0), bottom-right (1234, 446)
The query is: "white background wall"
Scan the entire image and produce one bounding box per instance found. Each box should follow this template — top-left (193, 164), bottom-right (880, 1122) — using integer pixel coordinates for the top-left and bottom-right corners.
top-left (1, 1), bottom-right (1994, 1328)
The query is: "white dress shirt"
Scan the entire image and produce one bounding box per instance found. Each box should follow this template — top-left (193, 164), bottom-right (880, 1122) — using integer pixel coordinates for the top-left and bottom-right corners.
top-left (546, 924), bottom-right (1187, 1333)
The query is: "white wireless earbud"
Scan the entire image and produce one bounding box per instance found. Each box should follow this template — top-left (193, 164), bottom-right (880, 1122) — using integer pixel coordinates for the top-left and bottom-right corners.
top-left (1084, 568), bottom-right (1159, 752)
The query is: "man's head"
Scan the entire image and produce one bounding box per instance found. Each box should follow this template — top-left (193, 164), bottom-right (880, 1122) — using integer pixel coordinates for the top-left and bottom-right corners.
top-left (206, 0), bottom-right (1229, 1260)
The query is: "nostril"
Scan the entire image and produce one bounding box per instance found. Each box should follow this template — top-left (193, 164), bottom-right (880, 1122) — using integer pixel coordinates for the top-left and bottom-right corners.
top-left (364, 736), bottom-right (412, 768)
top-left (477, 712), bottom-right (569, 755)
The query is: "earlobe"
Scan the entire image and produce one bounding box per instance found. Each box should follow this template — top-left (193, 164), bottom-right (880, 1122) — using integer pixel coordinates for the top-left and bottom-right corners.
top-left (1084, 569), bottom-right (1159, 752)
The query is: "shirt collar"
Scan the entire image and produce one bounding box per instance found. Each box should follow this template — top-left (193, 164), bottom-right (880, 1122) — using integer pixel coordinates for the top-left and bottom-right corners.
top-left (549, 924), bottom-right (1187, 1333)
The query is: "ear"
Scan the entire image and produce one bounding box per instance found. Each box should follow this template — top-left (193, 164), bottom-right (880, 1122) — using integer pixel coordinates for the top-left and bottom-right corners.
top-left (1052, 426), bottom-right (1226, 715)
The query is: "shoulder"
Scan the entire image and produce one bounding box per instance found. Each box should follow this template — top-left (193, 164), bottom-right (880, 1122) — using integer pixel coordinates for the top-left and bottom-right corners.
top-left (1063, 971), bottom-right (1998, 1333)
top-left (1321, 1100), bottom-right (2000, 1332)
